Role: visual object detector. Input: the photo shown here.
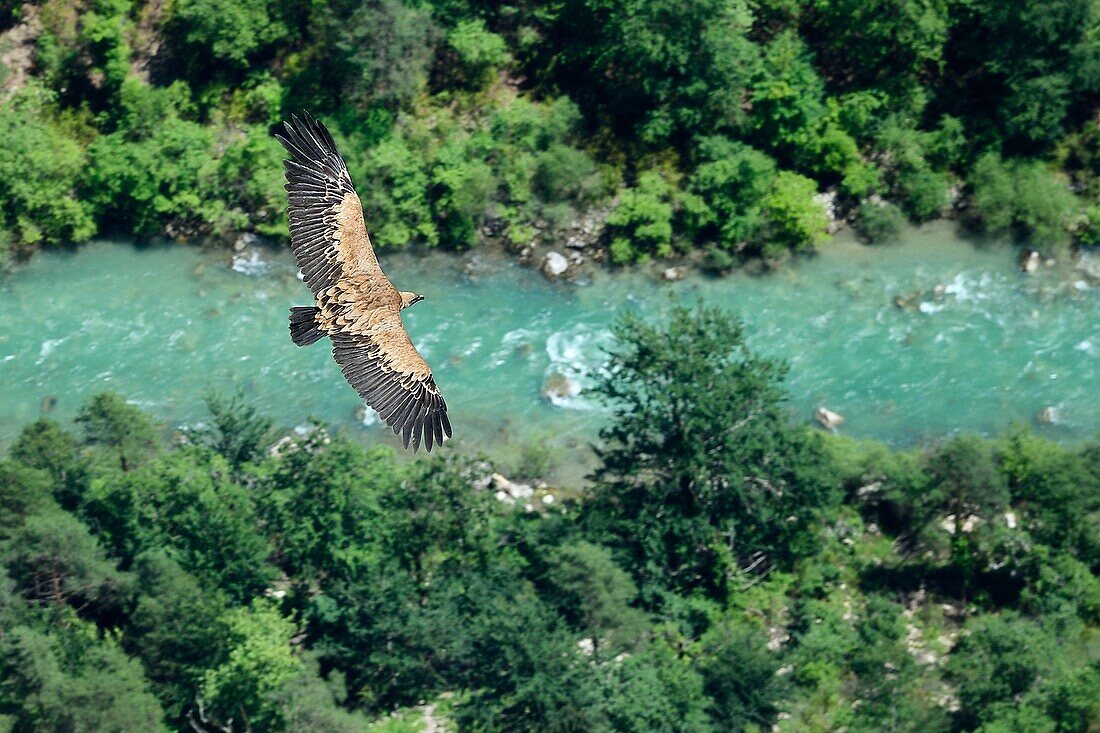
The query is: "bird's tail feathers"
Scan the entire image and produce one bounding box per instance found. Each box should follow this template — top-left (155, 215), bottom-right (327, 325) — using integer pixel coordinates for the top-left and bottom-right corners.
top-left (289, 307), bottom-right (325, 346)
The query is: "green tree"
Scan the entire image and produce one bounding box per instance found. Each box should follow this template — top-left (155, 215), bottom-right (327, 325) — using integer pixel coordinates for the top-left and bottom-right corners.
top-left (126, 552), bottom-right (230, 715)
top-left (10, 418), bottom-right (85, 509)
top-left (0, 87), bottom-right (96, 251)
top-left (549, 0), bottom-right (759, 148)
top-left (193, 390), bottom-right (273, 471)
top-left (697, 619), bottom-right (785, 731)
top-left (338, 0), bottom-right (438, 110)
top-left (759, 170), bottom-right (828, 258)
top-left (546, 541), bottom-right (648, 654)
top-left (803, 0), bottom-right (948, 104)
top-left (5, 509), bottom-right (131, 610)
top-left (607, 171), bottom-right (675, 264)
top-left (198, 600), bottom-right (302, 731)
top-left (602, 640), bottom-right (711, 733)
top-left (0, 623), bottom-right (168, 732)
top-left (586, 305), bottom-right (836, 602)
top-left (969, 153), bottom-right (1078, 255)
top-left (168, 0), bottom-right (289, 69)
top-left (75, 392), bottom-right (159, 473)
top-left (923, 435), bottom-right (1009, 596)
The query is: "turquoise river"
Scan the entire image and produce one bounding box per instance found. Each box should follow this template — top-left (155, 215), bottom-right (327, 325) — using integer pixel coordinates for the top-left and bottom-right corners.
top-left (1, 222), bottom-right (1098, 477)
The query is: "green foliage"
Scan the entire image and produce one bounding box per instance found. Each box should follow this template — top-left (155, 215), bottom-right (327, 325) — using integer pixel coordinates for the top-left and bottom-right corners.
top-left (444, 19), bottom-right (510, 90)
top-left (759, 170), bottom-right (827, 257)
top-left (0, 622), bottom-right (168, 732)
top-left (856, 200), bottom-right (906, 243)
top-left (602, 640), bottom-right (711, 732)
top-left (5, 508), bottom-right (131, 610)
top-left (969, 153), bottom-right (1079, 255)
top-left (586, 305), bottom-right (837, 601)
top-left (10, 419), bottom-right (83, 506)
top-left (607, 171), bottom-right (675, 264)
top-left (684, 138), bottom-right (775, 254)
top-left (168, 0), bottom-right (289, 69)
top-left (338, 0), bottom-right (438, 110)
top-left (193, 390), bottom-right (274, 470)
top-left (2, 370), bottom-right (1100, 731)
top-left (697, 620), bottom-right (785, 730)
top-left (0, 87), bottom-right (96, 250)
top-left (803, 0), bottom-right (948, 104)
top-left (199, 600), bottom-right (302, 731)
top-left (546, 541), bottom-right (647, 651)
top-left (550, 0), bottom-right (758, 147)
top-left (75, 392), bottom-right (159, 472)
top-left (126, 552), bottom-right (230, 713)
top-left (946, 0), bottom-right (1100, 153)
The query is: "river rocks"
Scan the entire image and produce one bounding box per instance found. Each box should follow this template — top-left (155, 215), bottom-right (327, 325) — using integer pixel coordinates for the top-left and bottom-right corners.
top-left (541, 251), bottom-right (570, 280)
top-left (1019, 249), bottom-right (1040, 274)
top-left (814, 190), bottom-right (843, 234)
top-left (815, 407), bottom-right (845, 430)
top-left (541, 372), bottom-right (579, 403)
top-left (491, 472), bottom-right (533, 505)
top-left (233, 232), bottom-right (260, 252)
top-left (0, 6), bottom-right (41, 99)
top-left (1036, 405), bottom-right (1059, 425)
top-left (561, 206), bottom-right (611, 250)
top-left (662, 266), bottom-right (687, 282)
top-left (1076, 249), bottom-right (1100, 284)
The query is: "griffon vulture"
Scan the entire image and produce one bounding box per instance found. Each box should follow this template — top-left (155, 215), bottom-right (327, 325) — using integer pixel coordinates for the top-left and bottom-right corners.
top-left (276, 112), bottom-right (451, 452)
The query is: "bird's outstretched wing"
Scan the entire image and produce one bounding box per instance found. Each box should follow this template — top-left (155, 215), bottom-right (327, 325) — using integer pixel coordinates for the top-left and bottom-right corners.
top-left (331, 324), bottom-right (451, 453)
top-left (276, 112), bottom-right (451, 452)
top-left (276, 112), bottom-right (383, 297)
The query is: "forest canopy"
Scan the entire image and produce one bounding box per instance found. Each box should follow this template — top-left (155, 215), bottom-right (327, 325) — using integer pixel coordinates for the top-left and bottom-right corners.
top-left (0, 0), bottom-right (1098, 265)
top-left (1, 306), bottom-right (1097, 731)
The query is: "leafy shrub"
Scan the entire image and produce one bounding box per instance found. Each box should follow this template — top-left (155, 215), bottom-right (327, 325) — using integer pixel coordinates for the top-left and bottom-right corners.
top-left (856, 200), bottom-right (906, 243)
top-left (444, 19), bottom-right (509, 90)
top-left (0, 87), bottom-right (96, 250)
top-left (969, 153), bottom-right (1078, 255)
top-left (607, 171), bottom-right (675, 264)
top-left (898, 167), bottom-right (950, 221)
top-left (760, 170), bottom-right (828, 257)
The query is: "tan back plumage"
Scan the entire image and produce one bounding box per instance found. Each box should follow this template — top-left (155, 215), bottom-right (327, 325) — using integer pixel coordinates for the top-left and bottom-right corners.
top-left (277, 113), bottom-right (451, 452)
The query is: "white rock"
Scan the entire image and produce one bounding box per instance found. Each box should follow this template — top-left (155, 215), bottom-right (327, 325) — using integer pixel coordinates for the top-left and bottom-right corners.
top-left (662, 266), bottom-right (687, 281)
top-left (541, 372), bottom-right (579, 403)
top-left (1020, 250), bottom-right (1040, 274)
top-left (814, 407), bottom-right (845, 429)
top-left (1036, 405), bottom-right (1059, 425)
top-left (541, 251), bottom-right (570, 279)
top-left (492, 472), bottom-right (533, 499)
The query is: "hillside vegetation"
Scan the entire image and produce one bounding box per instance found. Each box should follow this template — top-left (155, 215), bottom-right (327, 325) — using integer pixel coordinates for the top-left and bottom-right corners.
top-left (1, 306), bottom-right (1097, 731)
top-left (0, 0), bottom-right (1098, 266)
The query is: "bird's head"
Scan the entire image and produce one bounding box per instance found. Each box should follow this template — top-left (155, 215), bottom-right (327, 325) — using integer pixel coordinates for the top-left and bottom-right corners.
top-left (399, 291), bottom-right (425, 309)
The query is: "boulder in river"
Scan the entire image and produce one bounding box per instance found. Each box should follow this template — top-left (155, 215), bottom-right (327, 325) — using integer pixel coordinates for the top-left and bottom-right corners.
top-left (233, 232), bottom-right (260, 252)
top-left (1036, 405), bottom-right (1059, 425)
top-left (1076, 249), bottom-right (1100, 284)
top-left (815, 407), bottom-right (846, 430)
top-left (541, 251), bottom-right (570, 280)
top-left (662, 266), bottom-right (687, 282)
top-left (541, 372), bottom-right (579, 404)
top-left (1019, 249), bottom-right (1040, 274)
top-left (492, 472), bottom-right (533, 501)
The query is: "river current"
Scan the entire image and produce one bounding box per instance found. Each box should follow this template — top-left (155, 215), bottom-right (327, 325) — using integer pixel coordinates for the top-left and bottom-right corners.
top-left (1, 222), bottom-right (1097, 475)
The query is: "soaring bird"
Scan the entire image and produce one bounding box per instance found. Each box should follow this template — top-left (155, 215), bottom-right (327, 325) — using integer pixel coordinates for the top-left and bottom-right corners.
top-left (276, 112), bottom-right (451, 452)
